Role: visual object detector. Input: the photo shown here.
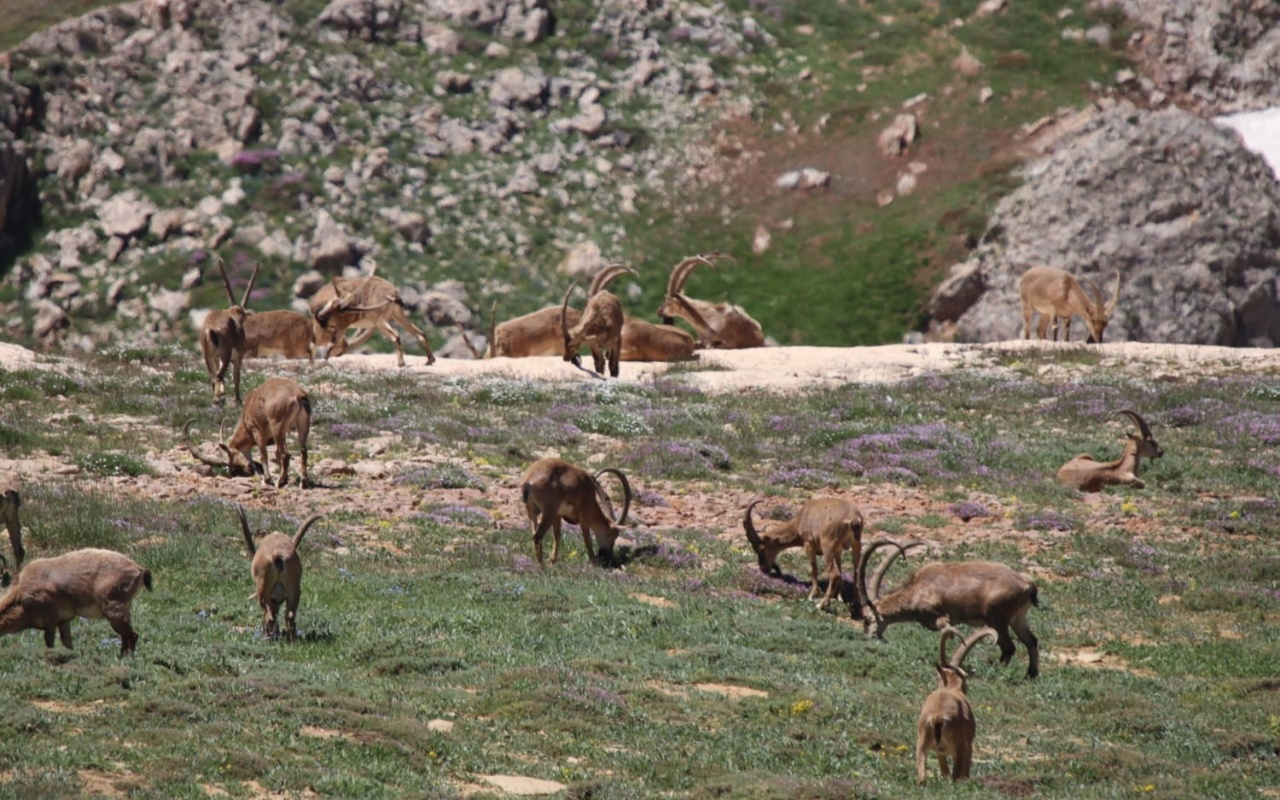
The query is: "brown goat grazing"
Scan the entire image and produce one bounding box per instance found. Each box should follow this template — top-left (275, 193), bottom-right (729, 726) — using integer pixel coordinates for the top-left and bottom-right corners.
top-left (243, 310), bottom-right (316, 361)
top-left (519, 458), bottom-right (632, 566)
top-left (310, 274), bottom-right (436, 367)
top-left (743, 497), bottom-right (864, 610)
top-left (916, 627), bottom-right (997, 784)
top-left (856, 540), bottom-right (1041, 678)
top-left (238, 506), bottom-right (322, 642)
top-left (0, 472), bottom-right (22, 572)
top-left (561, 266), bottom-right (633, 378)
top-left (656, 253), bottom-right (765, 349)
top-left (1057, 409), bottom-right (1163, 492)
top-left (1018, 266), bottom-right (1120, 343)
top-left (183, 377), bottom-right (312, 488)
top-left (199, 258), bottom-right (259, 404)
top-left (0, 548), bottom-right (152, 656)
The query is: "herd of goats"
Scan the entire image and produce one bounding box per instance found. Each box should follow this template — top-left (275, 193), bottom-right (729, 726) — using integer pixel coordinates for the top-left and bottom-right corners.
top-left (0, 255), bottom-right (1155, 783)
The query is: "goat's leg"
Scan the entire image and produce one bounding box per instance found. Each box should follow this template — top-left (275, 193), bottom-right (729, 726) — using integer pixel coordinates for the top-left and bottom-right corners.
top-left (579, 524), bottom-right (597, 563)
top-left (1011, 611), bottom-right (1039, 679)
top-left (936, 752), bottom-right (950, 780)
top-left (108, 612), bottom-right (138, 656)
top-left (915, 734), bottom-right (929, 785)
top-left (393, 308), bottom-right (436, 365)
top-left (257, 437), bottom-right (274, 487)
top-left (298, 440), bottom-right (310, 489)
top-left (1035, 314), bottom-right (1050, 340)
top-left (57, 621), bottom-right (73, 649)
top-left (277, 448), bottom-right (291, 489)
top-left (806, 545), bottom-right (820, 601)
top-left (954, 739), bottom-right (972, 780)
top-left (376, 320), bottom-right (407, 368)
top-left (44, 626), bottom-right (56, 648)
top-left (265, 600), bottom-right (281, 639)
top-left (231, 350), bottom-right (243, 405)
top-left (994, 624), bottom-right (1017, 666)
top-left (1062, 316), bottom-right (1073, 342)
top-left (549, 518), bottom-right (563, 565)
top-left (285, 594), bottom-right (299, 643)
top-left (819, 551), bottom-right (843, 611)
top-left (1021, 304), bottom-right (1032, 339)
top-left (532, 512), bottom-right (554, 566)
top-left (590, 344), bottom-right (606, 376)
top-left (608, 340), bottom-right (620, 378)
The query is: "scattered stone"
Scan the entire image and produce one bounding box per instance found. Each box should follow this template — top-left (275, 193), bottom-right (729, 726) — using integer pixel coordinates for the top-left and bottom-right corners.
top-left (97, 191), bottom-right (156, 239)
top-left (775, 167), bottom-right (830, 190)
top-left (32, 300), bottom-right (68, 339)
top-left (310, 211), bottom-right (358, 272)
top-left (952, 48), bottom-right (982, 77)
top-left (752, 224), bottom-right (771, 254)
top-left (558, 240), bottom-right (605, 279)
top-left (877, 113), bottom-right (919, 157)
top-left (979, 86), bottom-right (995, 104)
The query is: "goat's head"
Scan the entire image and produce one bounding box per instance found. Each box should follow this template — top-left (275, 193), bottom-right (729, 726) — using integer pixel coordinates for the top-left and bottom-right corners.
top-left (656, 252), bottom-right (733, 324)
top-left (742, 500), bottom-right (783, 577)
top-left (586, 468), bottom-right (632, 562)
top-left (1082, 271), bottom-right (1121, 343)
top-left (182, 418), bottom-right (260, 477)
top-left (854, 537), bottom-right (916, 634)
top-left (1115, 409), bottom-right (1162, 459)
top-left (216, 257), bottom-right (260, 316)
top-left (936, 626), bottom-right (997, 691)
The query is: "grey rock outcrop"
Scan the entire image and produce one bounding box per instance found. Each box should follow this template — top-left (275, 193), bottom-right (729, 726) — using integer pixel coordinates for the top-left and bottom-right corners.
top-left (927, 105), bottom-right (1280, 346)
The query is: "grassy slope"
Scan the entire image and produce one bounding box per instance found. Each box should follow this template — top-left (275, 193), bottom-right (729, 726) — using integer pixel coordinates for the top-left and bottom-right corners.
top-left (0, 347), bottom-right (1278, 798)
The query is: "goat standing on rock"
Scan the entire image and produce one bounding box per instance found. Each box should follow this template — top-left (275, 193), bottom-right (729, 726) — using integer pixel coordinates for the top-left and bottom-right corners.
top-left (519, 458), bottom-right (632, 566)
top-left (743, 497), bottom-right (863, 611)
top-left (856, 539), bottom-right (1041, 679)
top-left (1057, 410), bottom-right (1163, 492)
top-left (0, 548), bottom-right (152, 656)
top-left (916, 627), bottom-right (996, 784)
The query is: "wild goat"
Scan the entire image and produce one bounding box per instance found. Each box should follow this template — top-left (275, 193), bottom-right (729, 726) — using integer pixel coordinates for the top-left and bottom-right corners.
top-left (742, 497), bottom-right (864, 611)
top-left (656, 253), bottom-right (765, 349)
top-left (519, 457), bottom-right (632, 566)
top-left (310, 274), bottom-right (436, 367)
top-left (619, 316), bottom-right (698, 362)
top-left (0, 548), bottom-right (152, 656)
top-left (199, 258), bottom-right (259, 405)
top-left (1057, 409), bottom-right (1163, 492)
top-left (183, 377), bottom-right (312, 488)
top-left (561, 265), bottom-right (633, 378)
top-left (461, 301), bottom-right (583, 359)
top-left (916, 627), bottom-right (997, 784)
top-left (237, 505), bottom-right (322, 642)
top-left (243, 310), bottom-right (316, 361)
top-left (1, 472), bottom-right (22, 571)
top-left (1018, 266), bottom-right (1120, 343)
top-left (856, 540), bottom-right (1041, 678)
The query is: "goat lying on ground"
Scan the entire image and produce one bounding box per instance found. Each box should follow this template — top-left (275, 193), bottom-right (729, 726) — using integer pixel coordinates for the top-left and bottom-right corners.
top-left (916, 626), bottom-right (997, 784)
top-left (1, 472), bottom-right (22, 571)
top-left (519, 458), bottom-right (632, 566)
top-left (238, 506), bottom-right (322, 642)
top-left (243, 309), bottom-right (316, 361)
top-left (199, 258), bottom-right (259, 404)
top-left (619, 316), bottom-right (698, 362)
top-left (656, 253), bottom-right (765, 349)
top-left (1057, 409), bottom-right (1163, 492)
top-left (1018, 266), bottom-right (1120, 343)
top-left (561, 265), bottom-right (633, 378)
top-left (0, 548), bottom-right (152, 656)
top-left (310, 274), bottom-right (436, 367)
top-left (856, 539), bottom-right (1041, 678)
top-left (743, 497), bottom-right (863, 611)
top-left (183, 377), bottom-right (312, 488)
top-left (462, 300), bottom-right (582, 358)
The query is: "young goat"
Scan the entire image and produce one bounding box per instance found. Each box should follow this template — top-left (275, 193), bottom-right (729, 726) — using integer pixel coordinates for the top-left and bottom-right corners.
top-left (1057, 409), bottom-right (1163, 492)
top-left (561, 265), bottom-right (633, 378)
top-left (238, 506), bottom-right (322, 642)
top-left (856, 540), bottom-right (1041, 678)
top-left (656, 253), bottom-right (765, 349)
top-left (519, 458), bottom-right (632, 566)
top-left (916, 627), bottom-right (997, 784)
top-left (242, 309), bottom-right (316, 361)
top-left (0, 472), bottom-right (22, 571)
top-left (310, 274), bottom-right (436, 367)
top-left (743, 497), bottom-right (864, 611)
top-left (0, 548), bottom-right (152, 656)
top-left (1018, 266), bottom-right (1120, 343)
top-left (199, 258), bottom-right (259, 404)
top-left (183, 377), bottom-right (312, 488)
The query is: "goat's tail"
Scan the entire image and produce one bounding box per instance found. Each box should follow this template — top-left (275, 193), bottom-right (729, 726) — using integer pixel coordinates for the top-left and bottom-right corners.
top-left (932, 721), bottom-right (944, 746)
top-left (143, 570), bottom-right (154, 592)
top-left (521, 482), bottom-right (532, 505)
top-left (1029, 585), bottom-right (1040, 607)
top-left (273, 555), bottom-right (286, 572)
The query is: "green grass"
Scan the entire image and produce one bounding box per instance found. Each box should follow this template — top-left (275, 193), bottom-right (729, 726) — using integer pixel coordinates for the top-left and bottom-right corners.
top-left (1, 352), bottom-right (1279, 797)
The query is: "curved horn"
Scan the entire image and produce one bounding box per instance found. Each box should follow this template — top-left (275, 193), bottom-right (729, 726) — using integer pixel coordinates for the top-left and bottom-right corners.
top-left (1114, 409), bottom-right (1153, 440)
top-left (1105, 271), bottom-right (1121, 315)
top-left (855, 538), bottom-right (908, 606)
top-left (237, 505), bottom-right (255, 556)
top-left (742, 499), bottom-right (765, 556)
top-left (215, 257), bottom-right (237, 307)
top-left (870, 539), bottom-right (928, 600)
top-left (487, 300), bottom-right (498, 358)
top-left (183, 419), bottom-right (229, 468)
top-left (457, 324), bottom-right (482, 359)
top-left (240, 262), bottom-right (261, 308)
top-left (669, 255), bottom-right (711, 296)
top-left (292, 514), bottom-right (323, 548)
top-left (588, 264), bottom-right (636, 297)
top-left (938, 625), bottom-right (962, 667)
top-left (594, 468), bottom-right (631, 525)
top-left (560, 281), bottom-right (580, 349)
top-left (950, 627), bottom-right (998, 669)
top-left (670, 294), bottom-right (716, 341)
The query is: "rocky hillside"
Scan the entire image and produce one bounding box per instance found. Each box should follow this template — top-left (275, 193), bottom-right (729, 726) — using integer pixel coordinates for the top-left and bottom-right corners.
top-left (0, 0), bottom-right (1276, 351)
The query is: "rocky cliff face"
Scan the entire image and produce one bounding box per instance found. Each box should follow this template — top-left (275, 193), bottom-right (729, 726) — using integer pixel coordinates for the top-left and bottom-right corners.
top-left (928, 104), bottom-right (1280, 346)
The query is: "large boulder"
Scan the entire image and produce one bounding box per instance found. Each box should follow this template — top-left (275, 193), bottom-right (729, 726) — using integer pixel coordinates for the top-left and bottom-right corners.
top-left (927, 104), bottom-right (1280, 346)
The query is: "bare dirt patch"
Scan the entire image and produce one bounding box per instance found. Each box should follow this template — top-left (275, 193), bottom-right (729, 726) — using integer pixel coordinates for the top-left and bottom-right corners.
top-left (694, 683), bottom-right (769, 699)
top-left (32, 699), bottom-right (123, 715)
top-left (476, 774), bottom-right (569, 796)
top-left (1051, 646), bottom-right (1153, 677)
top-left (630, 592), bottom-right (676, 608)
